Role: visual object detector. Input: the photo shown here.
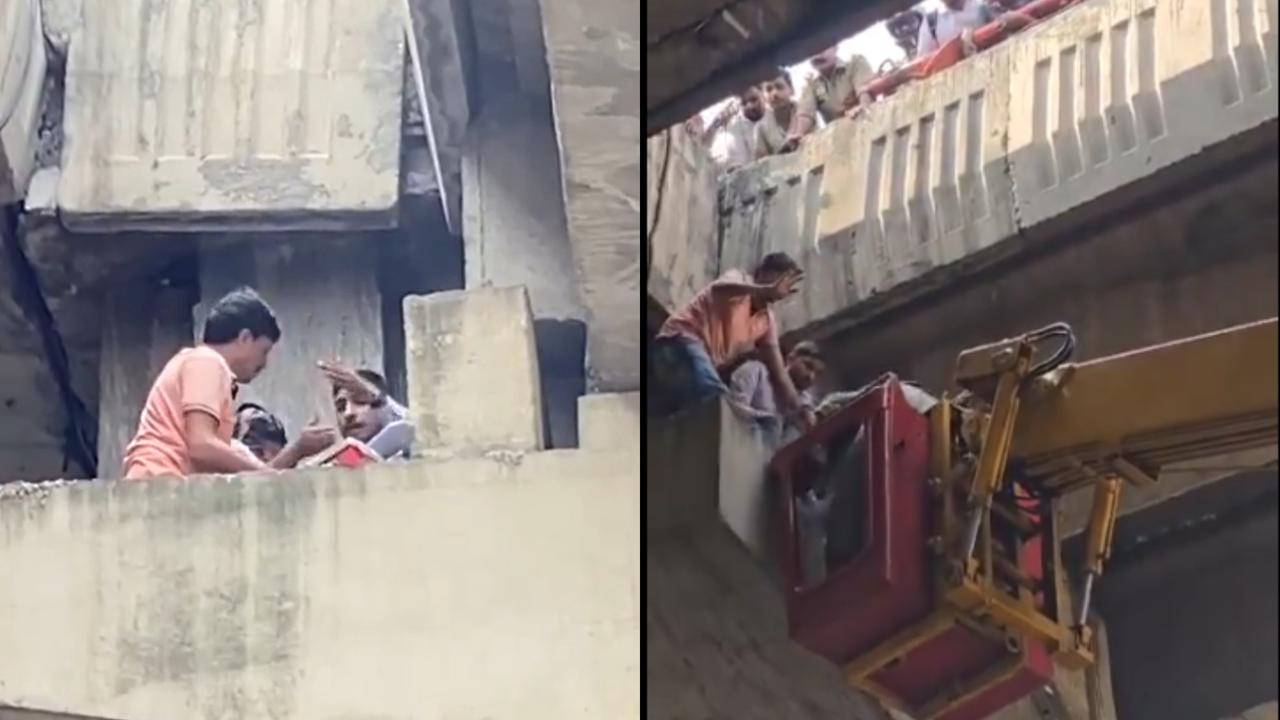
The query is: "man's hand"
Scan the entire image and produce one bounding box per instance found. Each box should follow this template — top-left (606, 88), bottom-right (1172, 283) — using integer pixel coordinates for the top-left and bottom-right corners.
top-left (318, 361), bottom-right (380, 404)
top-left (269, 422), bottom-right (340, 469)
top-left (767, 269), bottom-right (805, 301)
top-left (800, 408), bottom-right (818, 431)
top-left (295, 424), bottom-right (340, 457)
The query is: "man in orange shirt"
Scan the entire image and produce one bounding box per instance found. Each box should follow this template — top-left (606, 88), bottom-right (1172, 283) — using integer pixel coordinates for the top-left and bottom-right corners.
top-left (650, 252), bottom-right (814, 428)
top-left (123, 287), bottom-right (336, 480)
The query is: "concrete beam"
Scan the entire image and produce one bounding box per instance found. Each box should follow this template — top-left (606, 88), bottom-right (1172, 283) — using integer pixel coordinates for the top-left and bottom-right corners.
top-left (196, 237), bottom-right (384, 438)
top-left (96, 284), bottom-right (193, 479)
top-left (0, 450), bottom-right (639, 719)
top-left (461, 95), bottom-right (585, 323)
top-left (0, 0), bottom-right (47, 204)
top-left (403, 0), bottom-right (472, 235)
top-left (404, 287), bottom-right (544, 453)
top-left (666, 0), bottom-right (1279, 340)
top-left (56, 0), bottom-right (405, 231)
top-left (540, 0), bottom-right (641, 391)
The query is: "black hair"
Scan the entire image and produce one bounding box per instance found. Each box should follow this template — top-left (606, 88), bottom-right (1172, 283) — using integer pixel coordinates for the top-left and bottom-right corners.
top-left (330, 368), bottom-right (391, 398)
top-left (753, 252), bottom-right (801, 282)
top-left (356, 369), bottom-right (389, 394)
top-left (790, 340), bottom-right (823, 360)
top-left (772, 69), bottom-right (793, 90)
top-left (202, 287), bottom-right (281, 344)
top-left (234, 405), bottom-right (287, 447)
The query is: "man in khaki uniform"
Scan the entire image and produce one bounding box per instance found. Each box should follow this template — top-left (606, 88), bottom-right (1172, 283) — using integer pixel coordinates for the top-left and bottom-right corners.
top-left (785, 47), bottom-right (874, 149)
top-left (755, 71), bottom-right (797, 158)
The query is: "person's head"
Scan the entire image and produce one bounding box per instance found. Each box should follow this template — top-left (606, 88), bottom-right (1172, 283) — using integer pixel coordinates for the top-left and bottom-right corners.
top-left (943, 0), bottom-right (966, 10)
top-left (888, 10), bottom-right (923, 54)
top-left (809, 47), bottom-right (841, 78)
top-left (752, 252), bottom-right (802, 286)
top-left (202, 287), bottom-right (280, 382)
top-left (333, 369), bottom-right (390, 442)
top-left (738, 87), bottom-right (766, 122)
top-left (786, 341), bottom-right (825, 392)
top-left (762, 71), bottom-right (794, 109)
top-left (750, 252), bottom-right (803, 310)
top-left (233, 403), bottom-right (287, 462)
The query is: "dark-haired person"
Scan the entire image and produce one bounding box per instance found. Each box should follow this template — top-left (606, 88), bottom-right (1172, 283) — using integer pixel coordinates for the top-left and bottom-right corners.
top-left (318, 362), bottom-right (416, 459)
top-left (756, 72), bottom-right (797, 158)
top-left (232, 403), bottom-right (288, 463)
top-left (783, 46), bottom-right (875, 150)
top-left (651, 252), bottom-right (814, 428)
top-left (728, 340), bottom-right (826, 437)
top-left (123, 287), bottom-right (337, 479)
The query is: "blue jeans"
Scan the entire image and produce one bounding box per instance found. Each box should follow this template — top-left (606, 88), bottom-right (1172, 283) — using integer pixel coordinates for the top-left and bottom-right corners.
top-left (649, 335), bottom-right (728, 416)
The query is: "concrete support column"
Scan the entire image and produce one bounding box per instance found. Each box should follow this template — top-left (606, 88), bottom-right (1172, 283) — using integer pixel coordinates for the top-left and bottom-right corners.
top-left (97, 284), bottom-right (194, 479)
top-left (196, 236), bottom-right (383, 437)
top-left (404, 287), bottom-right (544, 453)
top-left (539, 0), bottom-right (641, 391)
top-left (462, 94), bottom-right (588, 446)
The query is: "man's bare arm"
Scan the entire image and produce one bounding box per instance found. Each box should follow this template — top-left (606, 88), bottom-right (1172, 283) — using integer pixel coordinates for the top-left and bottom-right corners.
top-left (185, 412), bottom-right (266, 474)
top-left (761, 328), bottom-right (803, 413)
top-left (711, 269), bottom-right (805, 300)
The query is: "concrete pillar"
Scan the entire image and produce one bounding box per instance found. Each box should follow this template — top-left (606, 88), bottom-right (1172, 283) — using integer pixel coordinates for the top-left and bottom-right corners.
top-left (462, 94), bottom-right (588, 446)
top-left (577, 392), bottom-right (639, 452)
top-left (196, 237), bottom-right (383, 437)
top-left (540, 0), bottom-right (641, 392)
top-left (96, 284), bottom-right (193, 479)
top-left (404, 287), bottom-right (544, 452)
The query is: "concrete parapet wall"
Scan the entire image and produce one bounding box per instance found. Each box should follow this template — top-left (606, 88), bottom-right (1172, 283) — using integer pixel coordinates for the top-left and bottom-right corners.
top-left (55, 0), bottom-right (404, 230)
top-left (0, 446), bottom-right (639, 719)
top-left (693, 0), bottom-right (1278, 337)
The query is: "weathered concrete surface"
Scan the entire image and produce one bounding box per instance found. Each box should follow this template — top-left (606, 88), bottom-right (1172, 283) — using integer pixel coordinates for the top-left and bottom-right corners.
top-left (0, 0), bottom-right (46, 204)
top-left (820, 158), bottom-right (1278, 395)
top-left (461, 95), bottom-right (585, 324)
top-left (1098, 490), bottom-right (1278, 720)
top-left (577, 391), bottom-right (639, 452)
top-left (403, 0), bottom-right (472, 235)
top-left (404, 287), bottom-right (544, 452)
top-left (461, 95), bottom-right (589, 446)
top-left (96, 284), bottom-right (193, 480)
top-left (668, 0), bottom-right (1280, 340)
top-left (0, 447), bottom-right (639, 719)
top-left (646, 126), bottom-right (719, 312)
top-left (197, 237), bottom-right (384, 437)
top-left (541, 0), bottom-right (641, 391)
top-left (647, 400), bottom-right (892, 719)
top-left (56, 0), bottom-right (405, 230)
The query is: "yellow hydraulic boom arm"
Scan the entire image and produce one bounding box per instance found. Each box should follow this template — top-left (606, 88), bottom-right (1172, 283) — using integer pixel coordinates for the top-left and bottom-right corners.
top-left (940, 317), bottom-right (1277, 667)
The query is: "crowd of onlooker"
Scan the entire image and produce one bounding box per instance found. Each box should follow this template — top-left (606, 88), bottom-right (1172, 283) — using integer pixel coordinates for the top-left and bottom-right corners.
top-left (687, 0), bottom-right (1038, 172)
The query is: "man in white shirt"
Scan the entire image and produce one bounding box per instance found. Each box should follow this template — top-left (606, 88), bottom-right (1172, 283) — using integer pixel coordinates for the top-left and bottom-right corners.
top-left (916, 0), bottom-right (997, 56)
top-left (713, 86), bottom-right (766, 171)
